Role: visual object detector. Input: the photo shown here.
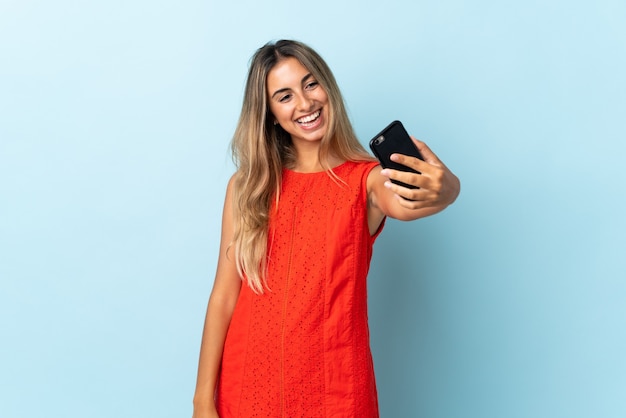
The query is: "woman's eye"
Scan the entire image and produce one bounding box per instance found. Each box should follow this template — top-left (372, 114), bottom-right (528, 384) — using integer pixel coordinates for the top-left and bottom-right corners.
top-left (306, 81), bottom-right (318, 89)
top-left (279, 94), bottom-right (292, 102)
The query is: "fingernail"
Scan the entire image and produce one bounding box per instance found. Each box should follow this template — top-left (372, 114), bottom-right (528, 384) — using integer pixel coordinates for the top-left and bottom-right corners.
top-left (384, 181), bottom-right (392, 188)
top-left (390, 154), bottom-right (399, 161)
top-left (380, 169), bottom-right (389, 176)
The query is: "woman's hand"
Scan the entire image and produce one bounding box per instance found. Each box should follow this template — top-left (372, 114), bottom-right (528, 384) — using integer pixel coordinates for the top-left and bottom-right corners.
top-left (380, 137), bottom-right (460, 211)
top-left (367, 136), bottom-right (460, 230)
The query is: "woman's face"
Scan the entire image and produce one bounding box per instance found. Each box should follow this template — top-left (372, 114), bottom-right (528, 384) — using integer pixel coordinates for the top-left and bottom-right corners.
top-left (266, 57), bottom-right (329, 147)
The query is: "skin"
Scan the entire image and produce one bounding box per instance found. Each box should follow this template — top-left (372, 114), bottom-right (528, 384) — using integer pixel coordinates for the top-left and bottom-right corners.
top-left (192, 176), bottom-right (240, 418)
top-left (192, 57), bottom-right (460, 418)
top-left (366, 139), bottom-right (460, 234)
top-left (267, 57), bottom-right (338, 172)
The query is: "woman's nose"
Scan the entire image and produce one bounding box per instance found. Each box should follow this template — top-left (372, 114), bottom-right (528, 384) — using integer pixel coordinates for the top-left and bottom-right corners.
top-left (297, 94), bottom-right (314, 111)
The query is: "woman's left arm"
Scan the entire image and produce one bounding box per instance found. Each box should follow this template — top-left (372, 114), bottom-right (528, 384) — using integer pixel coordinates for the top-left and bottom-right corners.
top-left (367, 137), bottom-right (460, 225)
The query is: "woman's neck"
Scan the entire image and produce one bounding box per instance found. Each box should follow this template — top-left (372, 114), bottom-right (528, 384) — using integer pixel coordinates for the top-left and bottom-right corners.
top-left (288, 151), bottom-right (344, 174)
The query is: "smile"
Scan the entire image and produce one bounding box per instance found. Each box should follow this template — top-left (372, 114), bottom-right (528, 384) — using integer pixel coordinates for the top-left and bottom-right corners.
top-left (296, 110), bottom-right (321, 126)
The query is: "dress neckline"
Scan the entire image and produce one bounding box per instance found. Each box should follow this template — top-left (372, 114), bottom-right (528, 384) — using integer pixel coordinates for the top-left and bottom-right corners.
top-left (283, 160), bottom-right (351, 175)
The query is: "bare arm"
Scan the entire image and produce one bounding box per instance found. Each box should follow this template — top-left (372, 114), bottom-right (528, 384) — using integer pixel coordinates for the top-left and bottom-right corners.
top-left (367, 138), bottom-right (460, 233)
top-left (193, 176), bottom-right (242, 418)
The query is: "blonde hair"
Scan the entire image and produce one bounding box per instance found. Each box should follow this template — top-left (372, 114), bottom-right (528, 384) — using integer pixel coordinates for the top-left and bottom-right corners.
top-left (231, 40), bottom-right (373, 293)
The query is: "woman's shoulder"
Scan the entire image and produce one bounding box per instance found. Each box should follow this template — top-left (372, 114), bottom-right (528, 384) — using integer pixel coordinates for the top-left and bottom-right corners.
top-left (340, 159), bottom-right (380, 178)
top-left (330, 160), bottom-right (380, 196)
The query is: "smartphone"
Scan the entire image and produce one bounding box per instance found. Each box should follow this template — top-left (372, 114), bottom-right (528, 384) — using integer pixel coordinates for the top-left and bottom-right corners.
top-left (369, 120), bottom-right (423, 190)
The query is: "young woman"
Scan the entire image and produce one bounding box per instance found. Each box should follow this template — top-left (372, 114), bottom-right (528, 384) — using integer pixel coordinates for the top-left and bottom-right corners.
top-left (193, 40), bottom-right (460, 418)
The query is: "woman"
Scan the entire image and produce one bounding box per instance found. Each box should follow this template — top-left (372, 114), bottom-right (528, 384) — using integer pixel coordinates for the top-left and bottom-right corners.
top-left (193, 39), bottom-right (460, 418)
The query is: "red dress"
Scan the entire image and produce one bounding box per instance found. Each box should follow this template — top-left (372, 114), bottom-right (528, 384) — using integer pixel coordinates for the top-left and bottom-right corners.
top-left (217, 161), bottom-right (383, 417)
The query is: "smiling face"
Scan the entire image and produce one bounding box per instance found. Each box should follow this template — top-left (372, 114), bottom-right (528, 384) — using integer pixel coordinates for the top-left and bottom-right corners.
top-left (266, 57), bottom-right (329, 148)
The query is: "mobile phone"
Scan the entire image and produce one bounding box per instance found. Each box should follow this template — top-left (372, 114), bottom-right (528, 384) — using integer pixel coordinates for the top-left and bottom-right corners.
top-left (369, 120), bottom-right (423, 190)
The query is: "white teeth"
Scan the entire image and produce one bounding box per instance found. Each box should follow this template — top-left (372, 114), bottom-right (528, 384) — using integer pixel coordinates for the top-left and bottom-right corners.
top-left (297, 110), bottom-right (320, 124)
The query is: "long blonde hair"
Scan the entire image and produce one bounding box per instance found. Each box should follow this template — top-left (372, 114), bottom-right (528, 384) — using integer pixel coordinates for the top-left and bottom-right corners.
top-left (231, 40), bottom-right (373, 293)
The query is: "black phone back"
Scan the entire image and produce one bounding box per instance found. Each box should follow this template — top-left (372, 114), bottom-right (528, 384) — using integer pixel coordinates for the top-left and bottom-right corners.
top-left (369, 121), bottom-right (423, 189)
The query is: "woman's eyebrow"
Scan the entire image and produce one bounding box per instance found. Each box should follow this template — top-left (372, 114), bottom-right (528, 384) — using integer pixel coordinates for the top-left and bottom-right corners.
top-left (271, 73), bottom-right (313, 99)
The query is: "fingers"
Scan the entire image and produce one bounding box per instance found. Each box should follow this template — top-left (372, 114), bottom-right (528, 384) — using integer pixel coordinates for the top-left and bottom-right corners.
top-left (388, 152), bottom-right (424, 174)
top-left (380, 139), bottom-right (459, 210)
top-left (381, 168), bottom-right (423, 189)
top-left (382, 176), bottom-right (443, 207)
top-left (388, 142), bottom-right (442, 174)
top-left (411, 137), bottom-right (443, 166)
top-left (381, 164), bottom-right (444, 191)
top-left (380, 162), bottom-right (445, 206)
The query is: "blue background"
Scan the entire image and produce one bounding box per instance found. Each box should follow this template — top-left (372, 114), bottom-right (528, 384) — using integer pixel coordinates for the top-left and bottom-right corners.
top-left (1, 1), bottom-right (625, 417)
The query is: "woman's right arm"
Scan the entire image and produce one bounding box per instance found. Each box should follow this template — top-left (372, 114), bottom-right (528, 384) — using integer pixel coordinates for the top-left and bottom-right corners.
top-left (192, 176), bottom-right (242, 418)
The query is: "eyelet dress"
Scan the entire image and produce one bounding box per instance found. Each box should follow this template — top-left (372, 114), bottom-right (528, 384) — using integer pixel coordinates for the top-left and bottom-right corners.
top-left (217, 161), bottom-right (384, 418)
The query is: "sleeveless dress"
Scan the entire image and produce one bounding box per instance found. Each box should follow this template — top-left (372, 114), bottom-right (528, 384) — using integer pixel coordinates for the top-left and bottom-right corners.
top-left (217, 161), bottom-right (384, 418)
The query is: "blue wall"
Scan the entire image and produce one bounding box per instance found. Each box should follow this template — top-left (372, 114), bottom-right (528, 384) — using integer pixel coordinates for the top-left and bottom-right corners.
top-left (1, 1), bottom-right (624, 417)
